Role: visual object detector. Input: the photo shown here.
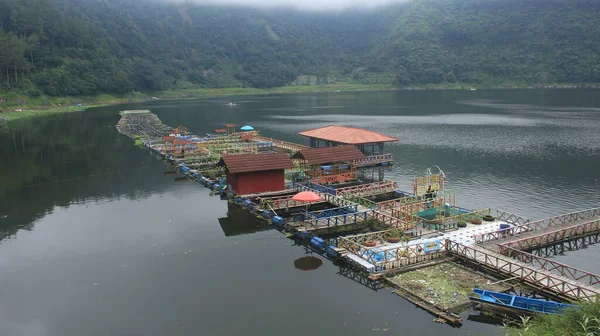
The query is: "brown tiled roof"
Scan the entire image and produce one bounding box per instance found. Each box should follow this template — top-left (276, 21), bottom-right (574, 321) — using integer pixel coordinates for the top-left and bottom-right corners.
top-left (299, 125), bottom-right (398, 145)
top-left (291, 145), bottom-right (365, 165)
top-left (225, 124), bottom-right (236, 128)
top-left (217, 153), bottom-right (294, 174)
top-left (214, 128), bottom-right (227, 133)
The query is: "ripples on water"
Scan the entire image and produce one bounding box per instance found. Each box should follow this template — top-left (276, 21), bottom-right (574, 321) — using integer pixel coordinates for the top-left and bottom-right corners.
top-left (1, 90), bottom-right (599, 336)
top-left (253, 95), bottom-right (600, 220)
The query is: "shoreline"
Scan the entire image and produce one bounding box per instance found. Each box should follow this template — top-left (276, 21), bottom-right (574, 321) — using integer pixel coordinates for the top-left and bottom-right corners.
top-left (2, 82), bottom-right (599, 124)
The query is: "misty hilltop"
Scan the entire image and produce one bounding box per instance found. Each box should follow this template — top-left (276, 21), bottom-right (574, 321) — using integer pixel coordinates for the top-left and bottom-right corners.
top-left (1, 0), bottom-right (599, 97)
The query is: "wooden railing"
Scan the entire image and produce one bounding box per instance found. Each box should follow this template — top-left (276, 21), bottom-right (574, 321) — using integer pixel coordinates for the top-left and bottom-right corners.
top-left (311, 171), bottom-right (357, 185)
top-left (335, 180), bottom-right (397, 197)
top-left (499, 245), bottom-right (600, 287)
top-left (294, 183), bottom-right (358, 208)
top-left (306, 205), bottom-right (359, 219)
top-left (376, 196), bottom-right (419, 211)
top-left (343, 194), bottom-right (377, 209)
top-left (262, 196), bottom-right (325, 210)
top-left (249, 135), bottom-right (309, 153)
top-left (494, 209), bottom-right (531, 225)
top-left (370, 211), bottom-right (415, 231)
top-left (290, 210), bottom-right (375, 229)
top-left (474, 207), bottom-right (600, 244)
top-left (354, 153), bottom-right (393, 167)
top-left (446, 240), bottom-right (599, 302)
top-left (501, 219), bottom-right (600, 252)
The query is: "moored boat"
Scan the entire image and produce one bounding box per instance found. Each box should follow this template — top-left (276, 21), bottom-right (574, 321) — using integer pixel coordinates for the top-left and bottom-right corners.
top-left (469, 288), bottom-right (577, 315)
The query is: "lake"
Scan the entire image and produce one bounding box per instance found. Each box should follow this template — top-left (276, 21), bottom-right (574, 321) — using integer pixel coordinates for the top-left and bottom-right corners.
top-left (1, 89), bottom-right (599, 336)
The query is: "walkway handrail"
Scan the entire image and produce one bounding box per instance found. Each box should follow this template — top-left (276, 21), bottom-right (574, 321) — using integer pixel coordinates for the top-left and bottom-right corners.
top-left (292, 210), bottom-right (375, 229)
top-left (265, 197), bottom-right (324, 210)
top-left (306, 205), bottom-right (359, 219)
top-left (446, 240), bottom-right (599, 302)
top-left (501, 219), bottom-right (600, 251)
top-left (249, 135), bottom-right (309, 153)
top-left (498, 245), bottom-right (600, 287)
top-left (474, 207), bottom-right (600, 244)
top-left (305, 182), bottom-right (336, 195)
top-left (494, 209), bottom-right (531, 225)
top-left (344, 194), bottom-right (377, 209)
top-left (294, 183), bottom-right (359, 209)
top-left (370, 210), bottom-right (415, 231)
top-left (354, 153), bottom-right (393, 166)
top-left (335, 180), bottom-right (397, 197)
top-left (376, 196), bottom-right (419, 211)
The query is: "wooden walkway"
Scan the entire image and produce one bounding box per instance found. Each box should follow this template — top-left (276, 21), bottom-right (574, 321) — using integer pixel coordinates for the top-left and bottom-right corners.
top-left (447, 240), bottom-right (600, 302)
top-left (499, 245), bottom-right (600, 288)
top-left (475, 207), bottom-right (600, 246)
top-left (286, 210), bottom-right (375, 235)
top-left (498, 219), bottom-right (600, 252)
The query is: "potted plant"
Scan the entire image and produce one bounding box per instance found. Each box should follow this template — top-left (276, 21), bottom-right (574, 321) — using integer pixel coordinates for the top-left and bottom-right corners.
top-left (386, 229), bottom-right (404, 243)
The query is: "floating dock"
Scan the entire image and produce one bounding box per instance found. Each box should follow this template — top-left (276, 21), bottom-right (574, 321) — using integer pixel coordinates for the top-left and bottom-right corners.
top-left (116, 110), bottom-right (600, 324)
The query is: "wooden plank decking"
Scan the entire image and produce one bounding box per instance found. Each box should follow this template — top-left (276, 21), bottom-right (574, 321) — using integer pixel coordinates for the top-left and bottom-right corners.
top-left (447, 240), bottom-right (600, 302)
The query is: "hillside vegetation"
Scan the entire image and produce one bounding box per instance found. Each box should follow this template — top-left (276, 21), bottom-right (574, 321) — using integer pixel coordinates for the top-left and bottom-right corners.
top-left (1, 0), bottom-right (599, 99)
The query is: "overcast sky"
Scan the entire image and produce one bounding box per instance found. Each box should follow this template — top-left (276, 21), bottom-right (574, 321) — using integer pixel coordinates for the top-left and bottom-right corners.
top-left (168, 0), bottom-right (406, 11)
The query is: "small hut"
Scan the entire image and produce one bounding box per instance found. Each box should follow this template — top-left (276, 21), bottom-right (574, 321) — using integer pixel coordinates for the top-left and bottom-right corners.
top-left (217, 153), bottom-right (294, 195)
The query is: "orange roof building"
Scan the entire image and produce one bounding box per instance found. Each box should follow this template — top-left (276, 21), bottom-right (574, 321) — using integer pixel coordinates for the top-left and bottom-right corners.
top-left (298, 125), bottom-right (398, 156)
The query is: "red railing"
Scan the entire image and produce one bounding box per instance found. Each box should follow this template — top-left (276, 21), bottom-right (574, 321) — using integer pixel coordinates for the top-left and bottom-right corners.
top-left (498, 245), bottom-right (600, 287)
top-left (446, 240), bottom-right (600, 302)
top-left (474, 207), bottom-right (600, 244)
top-left (311, 172), bottom-right (357, 185)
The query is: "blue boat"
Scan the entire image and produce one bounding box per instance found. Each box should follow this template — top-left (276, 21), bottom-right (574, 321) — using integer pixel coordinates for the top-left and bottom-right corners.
top-left (469, 288), bottom-right (578, 315)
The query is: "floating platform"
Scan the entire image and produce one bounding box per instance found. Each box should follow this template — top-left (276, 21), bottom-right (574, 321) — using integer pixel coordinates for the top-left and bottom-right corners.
top-left (115, 109), bottom-right (600, 325)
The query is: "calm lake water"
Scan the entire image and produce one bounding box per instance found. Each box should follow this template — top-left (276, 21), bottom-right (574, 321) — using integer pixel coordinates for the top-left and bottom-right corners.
top-left (1, 89), bottom-right (599, 336)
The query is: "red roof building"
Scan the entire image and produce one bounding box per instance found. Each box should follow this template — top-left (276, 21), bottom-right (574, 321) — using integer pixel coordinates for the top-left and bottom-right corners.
top-left (298, 125), bottom-right (398, 156)
top-left (291, 145), bottom-right (366, 165)
top-left (217, 153), bottom-right (294, 195)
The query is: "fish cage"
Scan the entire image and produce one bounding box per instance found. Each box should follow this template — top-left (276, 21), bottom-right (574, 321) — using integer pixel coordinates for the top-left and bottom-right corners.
top-left (338, 231), bottom-right (447, 271)
top-left (417, 207), bottom-right (492, 231)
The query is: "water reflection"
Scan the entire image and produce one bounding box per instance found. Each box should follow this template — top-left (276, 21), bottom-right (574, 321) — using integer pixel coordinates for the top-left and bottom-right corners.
top-left (294, 256), bottom-right (323, 271)
top-left (0, 89), bottom-right (599, 336)
top-left (218, 203), bottom-right (272, 237)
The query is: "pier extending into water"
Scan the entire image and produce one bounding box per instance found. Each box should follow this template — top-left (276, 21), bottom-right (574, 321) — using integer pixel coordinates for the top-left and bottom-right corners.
top-left (116, 109), bottom-right (600, 324)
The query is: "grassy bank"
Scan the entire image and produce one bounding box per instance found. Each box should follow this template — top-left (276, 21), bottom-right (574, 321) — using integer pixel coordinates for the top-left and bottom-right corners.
top-left (1, 83), bottom-right (395, 122)
top-left (0, 92), bottom-right (148, 121)
top-left (2, 81), bottom-right (598, 123)
top-left (504, 300), bottom-right (600, 336)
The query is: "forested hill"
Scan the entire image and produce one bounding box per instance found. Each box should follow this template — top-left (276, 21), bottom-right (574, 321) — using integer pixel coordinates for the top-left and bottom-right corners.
top-left (1, 0), bottom-right (599, 98)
